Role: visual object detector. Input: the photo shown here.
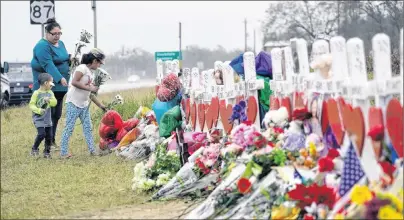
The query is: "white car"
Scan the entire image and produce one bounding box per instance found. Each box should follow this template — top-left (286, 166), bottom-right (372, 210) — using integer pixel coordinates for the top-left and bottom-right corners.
top-left (127, 75), bottom-right (140, 83)
top-left (1, 62), bottom-right (10, 108)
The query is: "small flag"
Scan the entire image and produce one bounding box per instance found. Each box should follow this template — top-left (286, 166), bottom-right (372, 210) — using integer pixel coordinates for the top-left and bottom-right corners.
top-left (293, 166), bottom-right (305, 183)
top-left (338, 142), bottom-right (365, 197)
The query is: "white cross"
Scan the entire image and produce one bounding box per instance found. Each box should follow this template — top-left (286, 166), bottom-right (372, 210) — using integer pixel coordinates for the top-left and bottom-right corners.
top-left (330, 36), bottom-right (350, 99)
top-left (156, 59), bottom-right (164, 84)
top-left (270, 48), bottom-right (284, 98)
top-left (165, 60), bottom-right (173, 74)
top-left (172, 59), bottom-right (180, 76)
top-left (243, 51), bottom-right (265, 129)
top-left (345, 37), bottom-right (382, 182)
top-left (182, 68), bottom-right (191, 95)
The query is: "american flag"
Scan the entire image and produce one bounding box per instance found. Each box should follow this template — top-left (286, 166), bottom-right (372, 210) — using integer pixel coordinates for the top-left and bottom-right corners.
top-left (338, 142), bottom-right (365, 197)
top-left (328, 142), bottom-right (367, 218)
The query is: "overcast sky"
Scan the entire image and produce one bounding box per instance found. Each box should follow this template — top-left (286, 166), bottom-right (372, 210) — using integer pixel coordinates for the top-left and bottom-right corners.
top-left (1, 1), bottom-right (270, 62)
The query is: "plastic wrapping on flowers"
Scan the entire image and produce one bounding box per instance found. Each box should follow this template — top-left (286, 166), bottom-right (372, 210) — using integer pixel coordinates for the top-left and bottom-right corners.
top-left (131, 142), bottom-right (181, 193)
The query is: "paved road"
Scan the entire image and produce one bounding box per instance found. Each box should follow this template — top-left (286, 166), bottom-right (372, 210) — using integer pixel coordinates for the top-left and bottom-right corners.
top-left (98, 79), bottom-right (156, 94)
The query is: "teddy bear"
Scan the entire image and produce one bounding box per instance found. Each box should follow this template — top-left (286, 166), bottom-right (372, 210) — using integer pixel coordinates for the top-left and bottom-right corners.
top-left (310, 53), bottom-right (333, 79)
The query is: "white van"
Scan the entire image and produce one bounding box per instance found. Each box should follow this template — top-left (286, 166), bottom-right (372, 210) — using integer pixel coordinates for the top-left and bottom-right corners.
top-left (1, 62), bottom-right (10, 108)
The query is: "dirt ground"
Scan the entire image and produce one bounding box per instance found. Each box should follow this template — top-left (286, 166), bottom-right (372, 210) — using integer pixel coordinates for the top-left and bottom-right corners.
top-left (51, 200), bottom-right (201, 219)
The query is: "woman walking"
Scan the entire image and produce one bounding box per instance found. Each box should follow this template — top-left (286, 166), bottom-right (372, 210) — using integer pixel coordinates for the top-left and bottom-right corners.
top-left (31, 18), bottom-right (70, 149)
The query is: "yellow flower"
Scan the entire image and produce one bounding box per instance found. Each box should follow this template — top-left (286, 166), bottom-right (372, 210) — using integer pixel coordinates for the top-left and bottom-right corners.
top-left (350, 185), bottom-right (373, 205)
top-left (378, 205), bottom-right (403, 219)
top-left (379, 192), bottom-right (403, 212)
top-left (334, 214), bottom-right (345, 220)
top-left (271, 206), bottom-right (300, 220)
top-left (308, 142), bottom-right (317, 157)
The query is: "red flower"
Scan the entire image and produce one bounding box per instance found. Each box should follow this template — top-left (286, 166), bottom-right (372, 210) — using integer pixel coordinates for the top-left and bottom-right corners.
top-left (303, 214), bottom-right (315, 220)
top-left (288, 184), bottom-right (336, 210)
top-left (379, 161), bottom-right (396, 184)
top-left (237, 177), bottom-right (252, 194)
top-left (327, 148), bottom-right (340, 159)
top-left (308, 184), bottom-right (336, 209)
top-left (268, 142), bottom-right (275, 148)
top-left (274, 127), bottom-right (284, 134)
top-left (318, 157), bottom-right (335, 172)
top-left (287, 184), bottom-right (314, 208)
top-left (195, 158), bottom-right (210, 174)
top-left (367, 124), bottom-right (384, 141)
top-left (242, 121), bottom-right (253, 126)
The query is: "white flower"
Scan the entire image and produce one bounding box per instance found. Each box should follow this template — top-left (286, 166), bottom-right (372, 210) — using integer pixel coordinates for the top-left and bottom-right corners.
top-left (167, 150), bottom-right (177, 156)
top-left (156, 173), bottom-right (171, 186)
top-left (133, 162), bottom-right (147, 182)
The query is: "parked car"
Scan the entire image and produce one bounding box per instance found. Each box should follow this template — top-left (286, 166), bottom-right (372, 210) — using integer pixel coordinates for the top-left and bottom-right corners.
top-left (8, 71), bottom-right (34, 105)
top-left (127, 74), bottom-right (140, 83)
top-left (1, 61), bottom-right (10, 109)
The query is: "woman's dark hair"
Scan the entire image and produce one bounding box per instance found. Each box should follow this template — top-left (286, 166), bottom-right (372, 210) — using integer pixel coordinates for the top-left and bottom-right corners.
top-left (38, 73), bottom-right (53, 85)
top-left (45, 18), bottom-right (61, 33)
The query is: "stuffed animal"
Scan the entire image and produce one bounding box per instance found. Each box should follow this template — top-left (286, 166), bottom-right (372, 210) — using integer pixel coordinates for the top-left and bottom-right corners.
top-left (263, 107), bottom-right (289, 129)
top-left (310, 53), bottom-right (333, 79)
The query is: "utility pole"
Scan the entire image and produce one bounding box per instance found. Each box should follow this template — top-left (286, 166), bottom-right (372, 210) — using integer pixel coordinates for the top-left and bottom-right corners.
top-left (179, 22), bottom-right (182, 70)
top-left (92, 0), bottom-right (98, 48)
top-left (244, 18), bottom-right (247, 52)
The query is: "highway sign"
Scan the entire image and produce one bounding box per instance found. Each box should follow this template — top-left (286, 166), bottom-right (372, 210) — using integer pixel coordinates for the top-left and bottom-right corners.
top-left (30, 0), bottom-right (55, 25)
top-left (155, 51), bottom-right (182, 61)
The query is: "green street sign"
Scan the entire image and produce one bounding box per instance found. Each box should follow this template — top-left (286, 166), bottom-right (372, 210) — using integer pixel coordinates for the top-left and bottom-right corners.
top-left (155, 51), bottom-right (182, 61)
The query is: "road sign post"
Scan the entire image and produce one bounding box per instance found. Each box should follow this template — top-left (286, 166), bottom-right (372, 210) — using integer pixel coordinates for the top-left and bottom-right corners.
top-left (30, 0), bottom-right (55, 38)
top-left (154, 51), bottom-right (182, 61)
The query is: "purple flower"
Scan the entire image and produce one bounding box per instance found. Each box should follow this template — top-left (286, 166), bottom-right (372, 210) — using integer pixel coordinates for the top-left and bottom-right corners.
top-left (364, 198), bottom-right (391, 219)
top-left (234, 104), bottom-right (242, 113)
top-left (240, 113), bottom-right (247, 122)
top-left (239, 100), bottom-right (246, 109)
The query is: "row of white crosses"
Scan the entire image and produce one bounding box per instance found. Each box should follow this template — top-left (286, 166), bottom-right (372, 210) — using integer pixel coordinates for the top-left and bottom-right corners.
top-left (155, 59), bottom-right (181, 84)
top-left (178, 53), bottom-right (265, 135)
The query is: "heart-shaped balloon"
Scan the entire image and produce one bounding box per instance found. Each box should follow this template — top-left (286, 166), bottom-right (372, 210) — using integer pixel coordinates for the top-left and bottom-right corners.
top-left (182, 98), bottom-right (190, 123)
top-left (198, 104), bottom-right (205, 130)
top-left (205, 97), bottom-right (220, 130)
top-left (342, 104), bottom-right (365, 156)
top-left (219, 100), bottom-right (233, 135)
top-left (293, 92), bottom-right (305, 109)
top-left (386, 99), bottom-right (403, 158)
top-left (326, 98), bottom-right (345, 146)
top-left (247, 96), bottom-right (258, 123)
top-left (321, 100), bottom-right (329, 134)
top-left (270, 95), bottom-right (280, 110)
top-left (281, 97), bottom-right (292, 121)
top-left (368, 107), bottom-right (384, 159)
top-left (190, 103), bottom-right (197, 130)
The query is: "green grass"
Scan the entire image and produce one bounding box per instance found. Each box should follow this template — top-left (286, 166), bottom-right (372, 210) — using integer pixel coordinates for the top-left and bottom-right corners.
top-left (1, 87), bottom-right (156, 219)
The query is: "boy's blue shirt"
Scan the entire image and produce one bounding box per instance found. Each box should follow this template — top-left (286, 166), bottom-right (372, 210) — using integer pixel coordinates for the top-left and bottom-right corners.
top-left (31, 39), bottom-right (70, 92)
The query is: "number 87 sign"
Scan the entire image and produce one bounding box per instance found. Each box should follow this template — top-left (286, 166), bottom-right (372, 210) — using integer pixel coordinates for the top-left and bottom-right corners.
top-left (30, 0), bottom-right (55, 25)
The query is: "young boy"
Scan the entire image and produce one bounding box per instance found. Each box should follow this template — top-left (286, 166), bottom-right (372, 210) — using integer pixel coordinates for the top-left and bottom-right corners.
top-left (29, 73), bottom-right (57, 158)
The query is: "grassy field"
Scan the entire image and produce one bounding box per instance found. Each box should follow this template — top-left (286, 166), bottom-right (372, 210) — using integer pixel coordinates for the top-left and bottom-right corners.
top-left (1, 87), bottom-right (157, 219)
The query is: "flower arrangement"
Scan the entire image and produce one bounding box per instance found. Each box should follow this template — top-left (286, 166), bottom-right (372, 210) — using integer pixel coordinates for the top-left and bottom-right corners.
top-left (105, 94), bottom-right (124, 110)
top-left (131, 143), bottom-right (181, 193)
top-left (92, 68), bottom-right (112, 95)
top-left (192, 143), bottom-right (221, 177)
top-left (336, 184), bottom-right (404, 219)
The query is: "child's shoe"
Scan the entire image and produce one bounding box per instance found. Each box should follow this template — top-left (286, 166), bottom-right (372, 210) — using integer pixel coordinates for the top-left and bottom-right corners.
top-left (44, 153), bottom-right (52, 159)
top-left (30, 150), bottom-right (39, 157)
top-left (60, 153), bottom-right (72, 159)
